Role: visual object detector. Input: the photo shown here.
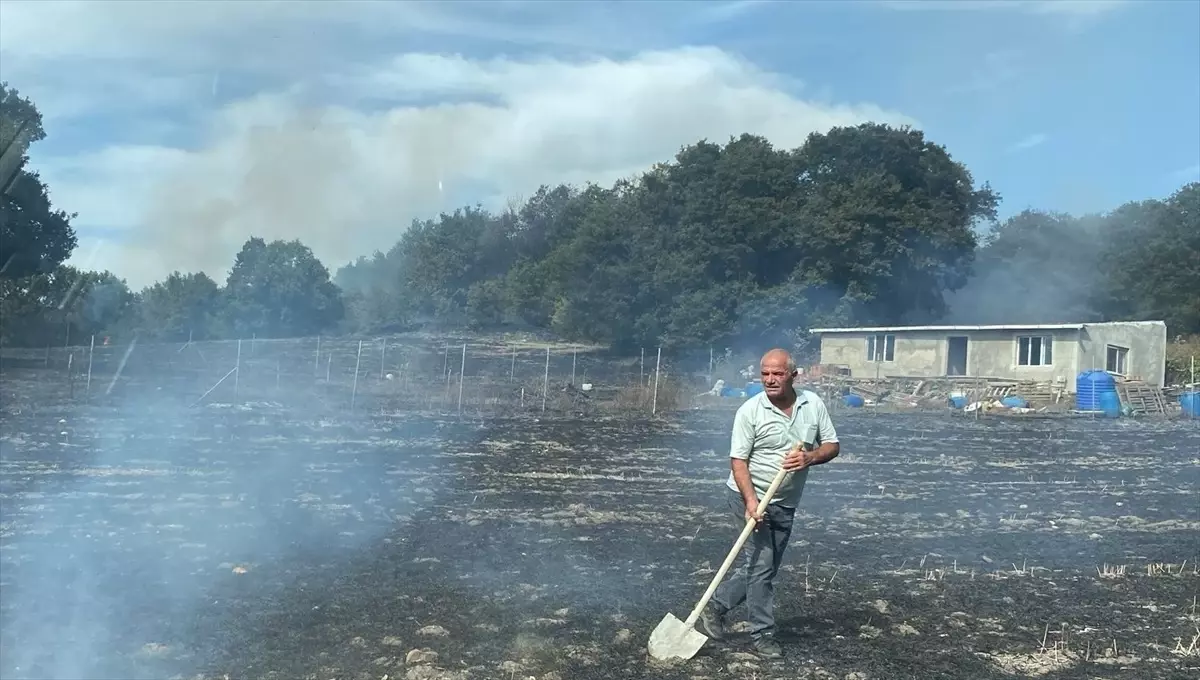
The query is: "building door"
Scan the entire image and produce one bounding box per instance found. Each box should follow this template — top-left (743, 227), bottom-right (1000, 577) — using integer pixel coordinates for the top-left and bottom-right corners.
top-left (946, 336), bottom-right (968, 376)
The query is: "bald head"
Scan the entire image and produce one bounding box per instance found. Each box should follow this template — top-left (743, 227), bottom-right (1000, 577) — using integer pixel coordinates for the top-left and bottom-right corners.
top-left (761, 348), bottom-right (797, 374)
top-left (759, 348), bottom-right (798, 402)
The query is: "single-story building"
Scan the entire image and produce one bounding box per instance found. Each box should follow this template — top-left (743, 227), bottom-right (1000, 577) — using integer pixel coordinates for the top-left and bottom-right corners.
top-left (808, 321), bottom-right (1167, 390)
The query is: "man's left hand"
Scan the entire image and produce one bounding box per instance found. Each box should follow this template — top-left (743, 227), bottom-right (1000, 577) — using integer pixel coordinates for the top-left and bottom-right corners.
top-left (782, 444), bottom-right (810, 472)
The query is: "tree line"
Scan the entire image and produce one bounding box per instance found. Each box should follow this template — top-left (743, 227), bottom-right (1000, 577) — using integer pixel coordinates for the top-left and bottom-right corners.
top-left (3, 81), bottom-right (1198, 358)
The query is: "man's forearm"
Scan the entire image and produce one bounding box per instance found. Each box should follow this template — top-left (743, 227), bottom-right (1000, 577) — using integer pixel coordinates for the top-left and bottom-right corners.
top-left (807, 442), bottom-right (840, 466)
top-left (730, 459), bottom-right (757, 503)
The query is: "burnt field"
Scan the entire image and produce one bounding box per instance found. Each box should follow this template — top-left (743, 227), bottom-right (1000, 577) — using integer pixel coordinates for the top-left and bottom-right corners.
top-left (1, 342), bottom-right (1198, 679)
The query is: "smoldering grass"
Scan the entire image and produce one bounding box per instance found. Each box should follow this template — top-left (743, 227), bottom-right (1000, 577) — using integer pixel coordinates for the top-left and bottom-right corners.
top-left (1010, 559), bottom-right (1030, 577)
top-left (1033, 620), bottom-right (1077, 662)
top-left (1172, 625), bottom-right (1200, 657)
top-left (1144, 560), bottom-right (1188, 576)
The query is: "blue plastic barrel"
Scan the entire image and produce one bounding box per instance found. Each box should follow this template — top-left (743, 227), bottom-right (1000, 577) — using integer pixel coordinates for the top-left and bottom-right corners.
top-left (1076, 370), bottom-right (1116, 411)
top-left (1098, 390), bottom-right (1121, 418)
top-left (948, 395), bottom-right (968, 409)
top-left (1181, 391), bottom-right (1200, 417)
top-left (1001, 396), bottom-right (1028, 409)
top-left (745, 382), bottom-right (764, 397)
top-left (843, 394), bottom-right (865, 408)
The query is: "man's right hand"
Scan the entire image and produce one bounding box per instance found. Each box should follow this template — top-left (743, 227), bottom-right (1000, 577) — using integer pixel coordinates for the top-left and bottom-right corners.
top-left (744, 497), bottom-right (763, 526)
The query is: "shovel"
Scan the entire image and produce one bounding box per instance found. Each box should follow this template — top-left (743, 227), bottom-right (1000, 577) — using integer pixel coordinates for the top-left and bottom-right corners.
top-left (647, 438), bottom-right (808, 661)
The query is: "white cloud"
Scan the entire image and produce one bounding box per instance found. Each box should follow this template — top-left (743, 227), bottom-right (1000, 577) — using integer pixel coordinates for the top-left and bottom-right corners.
top-left (878, 0), bottom-right (1128, 16)
top-left (1008, 133), bottom-right (1048, 153)
top-left (1024, 0), bottom-right (1129, 16)
top-left (691, 0), bottom-right (776, 24)
top-left (1169, 163), bottom-right (1200, 183)
top-left (880, 0), bottom-right (1131, 34)
top-left (3, 1), bottom-right (914, 289)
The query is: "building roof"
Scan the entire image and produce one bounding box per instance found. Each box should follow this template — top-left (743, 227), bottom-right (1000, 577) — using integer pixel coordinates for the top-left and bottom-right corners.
top-left (808, 323), bottom-right (1086, 334)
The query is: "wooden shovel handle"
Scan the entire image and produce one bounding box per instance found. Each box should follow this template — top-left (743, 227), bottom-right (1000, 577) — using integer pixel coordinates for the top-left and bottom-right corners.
top-left (682, 463), bottom-right (792, 627)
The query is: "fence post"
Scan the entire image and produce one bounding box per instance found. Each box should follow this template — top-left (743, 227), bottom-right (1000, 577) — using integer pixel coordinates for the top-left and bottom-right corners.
top-left (640, 347), bottom-right (644, 385)
top-left (315, 335), bottom-right (321, 374)
top-left (351, 339), bottom-right (363, 410)
top-left (510, 348), bottom-right (516, 382)
top-left (380, 340), bottom-right (386, 380)
top-left (1191, 355), bottom-right (1196, 421)
top-left (542, 346), bottom-right (550, 413)
top-left (86, 334), bottom-right (95, 394)
top-left (571, 350), bottom-right (577, 386)
top-left (235, 338), bottom-right (242, 400)
top-left (457, 343), bottom-right (466, 414)
top-left (652, 346), bottom-right (662, 415)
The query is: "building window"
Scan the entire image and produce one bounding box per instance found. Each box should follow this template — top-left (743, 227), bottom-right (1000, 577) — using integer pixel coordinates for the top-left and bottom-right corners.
top-left (867, 333), bottom-right (895, 362)
top-left (1106, 344), bottom-right (1128, 375)
top-left (1016, 335), bottom-right (1053, 366)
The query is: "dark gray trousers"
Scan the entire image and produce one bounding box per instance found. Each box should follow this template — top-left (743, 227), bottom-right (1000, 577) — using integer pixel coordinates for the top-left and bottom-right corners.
top-left (710, 487), bottom-right (796, 639)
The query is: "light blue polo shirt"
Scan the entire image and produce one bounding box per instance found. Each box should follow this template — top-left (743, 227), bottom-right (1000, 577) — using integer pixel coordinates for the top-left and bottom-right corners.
top-left (725, 389), bottom-right (839, 508)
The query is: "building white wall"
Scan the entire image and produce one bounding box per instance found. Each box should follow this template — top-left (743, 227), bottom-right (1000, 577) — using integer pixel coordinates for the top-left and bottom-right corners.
top-left (815, 322), bottom-right (1167, 389)
top-left (1076, 321), bottom-right (1167, 386)
top-left (963, 329), bottom-right (1079, 382)
top-left (818, 329), bottom-right (1081, 382)
top-left (818, 332), bottom-right (940, 379)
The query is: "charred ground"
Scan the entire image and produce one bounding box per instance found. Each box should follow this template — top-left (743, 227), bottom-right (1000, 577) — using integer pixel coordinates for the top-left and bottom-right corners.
top-left (1, 375), bottom-right (1198, 680)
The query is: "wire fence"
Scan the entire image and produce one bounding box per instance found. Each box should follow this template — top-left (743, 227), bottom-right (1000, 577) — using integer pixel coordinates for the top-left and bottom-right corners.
top-left (0, 334), bottom-right (747, 417)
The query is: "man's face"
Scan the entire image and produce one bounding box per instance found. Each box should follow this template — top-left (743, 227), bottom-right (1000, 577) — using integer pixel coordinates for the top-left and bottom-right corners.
top-left (760, 357), bottom-right (795, 397)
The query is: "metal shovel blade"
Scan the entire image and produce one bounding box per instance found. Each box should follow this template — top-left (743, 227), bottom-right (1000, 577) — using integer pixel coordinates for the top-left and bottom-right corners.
top-left (647, 612), bottom-right (709, 661)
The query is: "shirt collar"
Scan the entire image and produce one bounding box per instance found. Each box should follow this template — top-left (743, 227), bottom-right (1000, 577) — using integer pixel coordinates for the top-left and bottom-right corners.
top-left (758, 390), bottom-right (808, 412)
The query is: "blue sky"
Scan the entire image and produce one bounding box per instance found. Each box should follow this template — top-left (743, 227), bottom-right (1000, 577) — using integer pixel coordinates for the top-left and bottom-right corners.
top-left (0, 0), bottom-right (1196, 288)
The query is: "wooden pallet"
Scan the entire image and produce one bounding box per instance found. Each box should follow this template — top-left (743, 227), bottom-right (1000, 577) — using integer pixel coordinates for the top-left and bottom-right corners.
top-left (1117, 380), bottom-right (1168, 414)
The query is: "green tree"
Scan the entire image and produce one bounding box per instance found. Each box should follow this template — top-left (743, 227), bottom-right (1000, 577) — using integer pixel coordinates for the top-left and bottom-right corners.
top-left (942, 209), bottom-right (1108, 324)
top-left (792, 123), bottom-right (999, 324)
top-left (0, 266), bottom-right (133, 346)
top-left (633, 134), bottom-right (807, 348)
top-left (66, 269), bottom-right (137, 341)
top-left (335, 247), bottom-right (415, 333)
top-left (1097, 182), bottom-right (1200, 335)
top-left (393, 206), bottom-right (517, 324)
top-left (138, 271), bottom-right (223, 341)
top-left (0, 266), bottom-right (76, 346)
top-left (0, 82), bottom-right (77, 279)
top-left (222, 237), bottom-right (344, 338)
top-left (542, 181), bottom-right (651, 347)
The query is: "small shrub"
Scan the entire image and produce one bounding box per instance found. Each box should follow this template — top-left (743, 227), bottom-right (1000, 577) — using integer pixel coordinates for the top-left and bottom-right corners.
top-left (611, 377), bottom-right (688, 413)
top-left (1165, 335), bottom-right (1200, 386)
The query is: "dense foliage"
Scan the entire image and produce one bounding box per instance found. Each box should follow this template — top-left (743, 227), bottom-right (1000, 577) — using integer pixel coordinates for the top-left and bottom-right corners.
top-left (2, 82), bottom-right (1198, 360)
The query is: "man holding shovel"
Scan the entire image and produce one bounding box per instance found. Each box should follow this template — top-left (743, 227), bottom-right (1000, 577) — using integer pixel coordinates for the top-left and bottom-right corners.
top-left (696, 348), bottom-right (840, 658)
